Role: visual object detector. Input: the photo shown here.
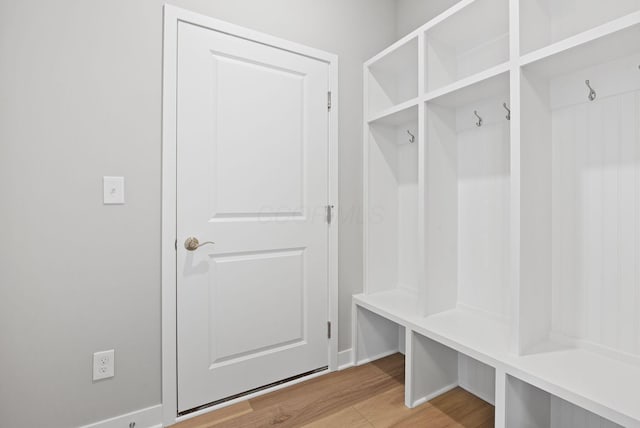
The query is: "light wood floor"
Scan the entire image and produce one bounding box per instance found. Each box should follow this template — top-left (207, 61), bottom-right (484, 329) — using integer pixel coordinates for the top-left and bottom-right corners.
top-left (171, 354), bottom-right (494, 428)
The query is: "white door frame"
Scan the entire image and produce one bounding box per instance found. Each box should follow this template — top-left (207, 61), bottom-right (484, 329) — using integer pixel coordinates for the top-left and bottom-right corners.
top-left (161, 4), bottom-right (339, 426)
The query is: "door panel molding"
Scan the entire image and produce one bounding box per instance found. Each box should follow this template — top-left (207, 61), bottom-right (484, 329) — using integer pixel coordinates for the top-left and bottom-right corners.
top-left (161, 5), bottom-right (338, 426)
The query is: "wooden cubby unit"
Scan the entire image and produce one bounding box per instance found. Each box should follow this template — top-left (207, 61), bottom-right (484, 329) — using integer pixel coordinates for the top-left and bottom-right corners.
top-left (356, 1), bottom-right (640, 427)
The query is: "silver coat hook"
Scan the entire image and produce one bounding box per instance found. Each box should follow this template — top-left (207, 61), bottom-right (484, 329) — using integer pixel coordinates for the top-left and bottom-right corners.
top-left (503, 103), bottom-right (511, 121)
top-left (407, 130), bottom-right (415, 143)
top-left (585, 80), bottom-right (596, 101)
top-left (474, 110), bottom-right (483, 127)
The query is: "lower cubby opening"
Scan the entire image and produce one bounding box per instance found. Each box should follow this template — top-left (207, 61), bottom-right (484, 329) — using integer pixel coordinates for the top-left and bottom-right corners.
top-left (354, 307), bottom-right (496, 427)
top-left (506, 375), bottom-right (622, 428)
top-left (408, 331), bottom-right (495, 421)
top-left (355, 305), bottom-right (406, 365)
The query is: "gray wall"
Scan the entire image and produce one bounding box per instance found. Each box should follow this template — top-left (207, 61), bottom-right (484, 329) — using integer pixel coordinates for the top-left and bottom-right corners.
top-left (395, 0), bottom-right (461, 37)
top-left (0, 1), bottom-right (395, 427)
top-left (0, 1), bottom-right (454, 427)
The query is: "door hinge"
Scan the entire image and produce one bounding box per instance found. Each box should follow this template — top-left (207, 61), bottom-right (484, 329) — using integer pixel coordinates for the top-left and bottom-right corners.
top-left (327, 91), bottom-right (332, 111)
top-left (175, 239), bottom-right (177, 251)
top-left (326, 204), bottom-right (335, 224)
top-left (327, 321), bottom-right (332, 339)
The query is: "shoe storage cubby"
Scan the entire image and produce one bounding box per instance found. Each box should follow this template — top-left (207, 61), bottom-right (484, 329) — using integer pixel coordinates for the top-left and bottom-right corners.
top-left (355, 0), bottom-right (640, 426)
top-left (506, 376), bottom-right (622, 428)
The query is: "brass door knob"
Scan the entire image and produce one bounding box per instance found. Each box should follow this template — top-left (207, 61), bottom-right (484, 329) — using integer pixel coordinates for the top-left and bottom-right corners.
top-left (184, 237), bottom-right (215, 251)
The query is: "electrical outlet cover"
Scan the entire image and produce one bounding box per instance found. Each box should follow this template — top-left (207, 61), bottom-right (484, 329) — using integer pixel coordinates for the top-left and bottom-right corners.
top-left (93, 349), bottom-right (115, 380)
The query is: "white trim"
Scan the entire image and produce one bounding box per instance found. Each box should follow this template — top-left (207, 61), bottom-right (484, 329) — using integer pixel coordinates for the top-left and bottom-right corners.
top-left (161, 4), bottom-right (339, 426)
top-left (549, 331), bottom-right (640, 367)
top-left (338, 348), bottom-right (354, 370)
top-left (78, 405), bottom-right (162, 428)
top-left (161, 4), bottom-right (179, 426)
top-left (356, 349), bottom-right (399, 367)
top-left (410, 383), bottom-right (458, 408)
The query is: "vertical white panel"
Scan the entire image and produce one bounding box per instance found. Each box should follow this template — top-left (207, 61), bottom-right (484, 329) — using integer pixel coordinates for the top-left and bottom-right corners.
top-left (494, 368), bottom-right (507, 428)
top-left (618, 93), bottom-right (638, 354)
top-left (425, 104), bottom-right (459, 315)
top-left (397, 130), bottom-right (420, 292)
top-left (354, 306), bottom-right (400, 365)
top-left (518, 69), bottom-right (553, 354)
top-left (367, 125), bottom-right (399, 294)
top-left (636, 92), bottom-right (640, 355)
top-left (572, 104), bottom-right (589, 340)
top-left (584, 100), bottom-right (604, 345)
top-left (457, 354), bottom-right (496, 405)
top-left (600, 97), bottom-right (620, 350)
top-left (457, 100), bottom-right (511, 319)
top-left (551, 106), bottom-right (580, 338)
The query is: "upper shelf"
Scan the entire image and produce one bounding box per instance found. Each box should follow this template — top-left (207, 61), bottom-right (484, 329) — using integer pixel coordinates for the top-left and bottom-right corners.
top-left (425, 0), bottom-right (509, 93)
top-left (366, 36), bottom-right (418, 118)
top-left (426, 63), bottom-right (509, 108)
top-left (521, 12), bottom-right (640, 78)
top-left (520, 0), bottom-right (640, 55)
top-left (368, 98), bottom-right (419, 126)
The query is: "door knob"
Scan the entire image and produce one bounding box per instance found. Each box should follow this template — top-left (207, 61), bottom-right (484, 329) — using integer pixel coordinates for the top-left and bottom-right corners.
top-left (184, 237), bottom-right (215, 251)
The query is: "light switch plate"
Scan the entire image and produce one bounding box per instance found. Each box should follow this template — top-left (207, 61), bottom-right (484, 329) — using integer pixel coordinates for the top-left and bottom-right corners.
top-left (103, 176), bottom-right (125, 204)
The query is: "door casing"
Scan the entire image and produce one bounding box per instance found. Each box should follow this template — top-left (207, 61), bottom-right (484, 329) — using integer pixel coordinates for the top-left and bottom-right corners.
top-left (161, 5), bottom-right (339, 426)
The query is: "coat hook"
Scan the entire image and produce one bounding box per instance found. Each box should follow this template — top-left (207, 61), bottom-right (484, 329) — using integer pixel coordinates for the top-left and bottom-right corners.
top-left (407, 130), bottom-right (415, 143)
top-left (503, 103), bottom-right (511, 121)
top-left (585, 80), bottom-right (596, 101)
top-left (474, 110), bottom-right (483, 127)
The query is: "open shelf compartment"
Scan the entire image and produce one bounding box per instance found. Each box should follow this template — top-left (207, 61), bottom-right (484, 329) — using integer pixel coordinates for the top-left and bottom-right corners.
top-left (424, 74), bottom-right (512, 327)
top-left (425, 0), bottom-right (509, 93)
top-left (520, 0), bottom-right (640, 56)
top-left (408, 330), bottom-right (496, 422)
top-left (516, 20), bottom-right (640, 368)
top-left (366, 36), bottom-right (419, 118)
top-left (364, 104), bottom-right (421, 303)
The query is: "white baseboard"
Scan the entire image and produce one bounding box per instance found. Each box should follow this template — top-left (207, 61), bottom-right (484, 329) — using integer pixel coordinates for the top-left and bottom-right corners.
top-left (410, 383), bottom-right (458, 408)
top-left (338, 348), bottom-right (354, 370)
top-left (79, 404), bottom-right (162, 428)
top-left (355, 348), bottom-right (399, 366)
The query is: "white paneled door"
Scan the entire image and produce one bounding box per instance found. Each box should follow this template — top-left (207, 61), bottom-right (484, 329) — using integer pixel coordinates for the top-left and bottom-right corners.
top-left (176, 21), bottom-right (331, 412)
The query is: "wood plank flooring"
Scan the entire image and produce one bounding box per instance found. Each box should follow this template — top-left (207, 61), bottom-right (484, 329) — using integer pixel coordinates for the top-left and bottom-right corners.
top-left (171, 354), bottom-right (494, 428)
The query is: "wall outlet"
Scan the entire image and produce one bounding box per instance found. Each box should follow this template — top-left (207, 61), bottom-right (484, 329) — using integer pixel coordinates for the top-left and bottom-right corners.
top-left (93, 349), bottom-right (115, 381)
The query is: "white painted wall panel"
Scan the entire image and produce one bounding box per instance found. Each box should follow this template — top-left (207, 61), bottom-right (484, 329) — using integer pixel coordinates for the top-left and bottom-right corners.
top-left (551, 78), bottom-right (640, 358)
top-left (457, 98), bottom-right (511, 320)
